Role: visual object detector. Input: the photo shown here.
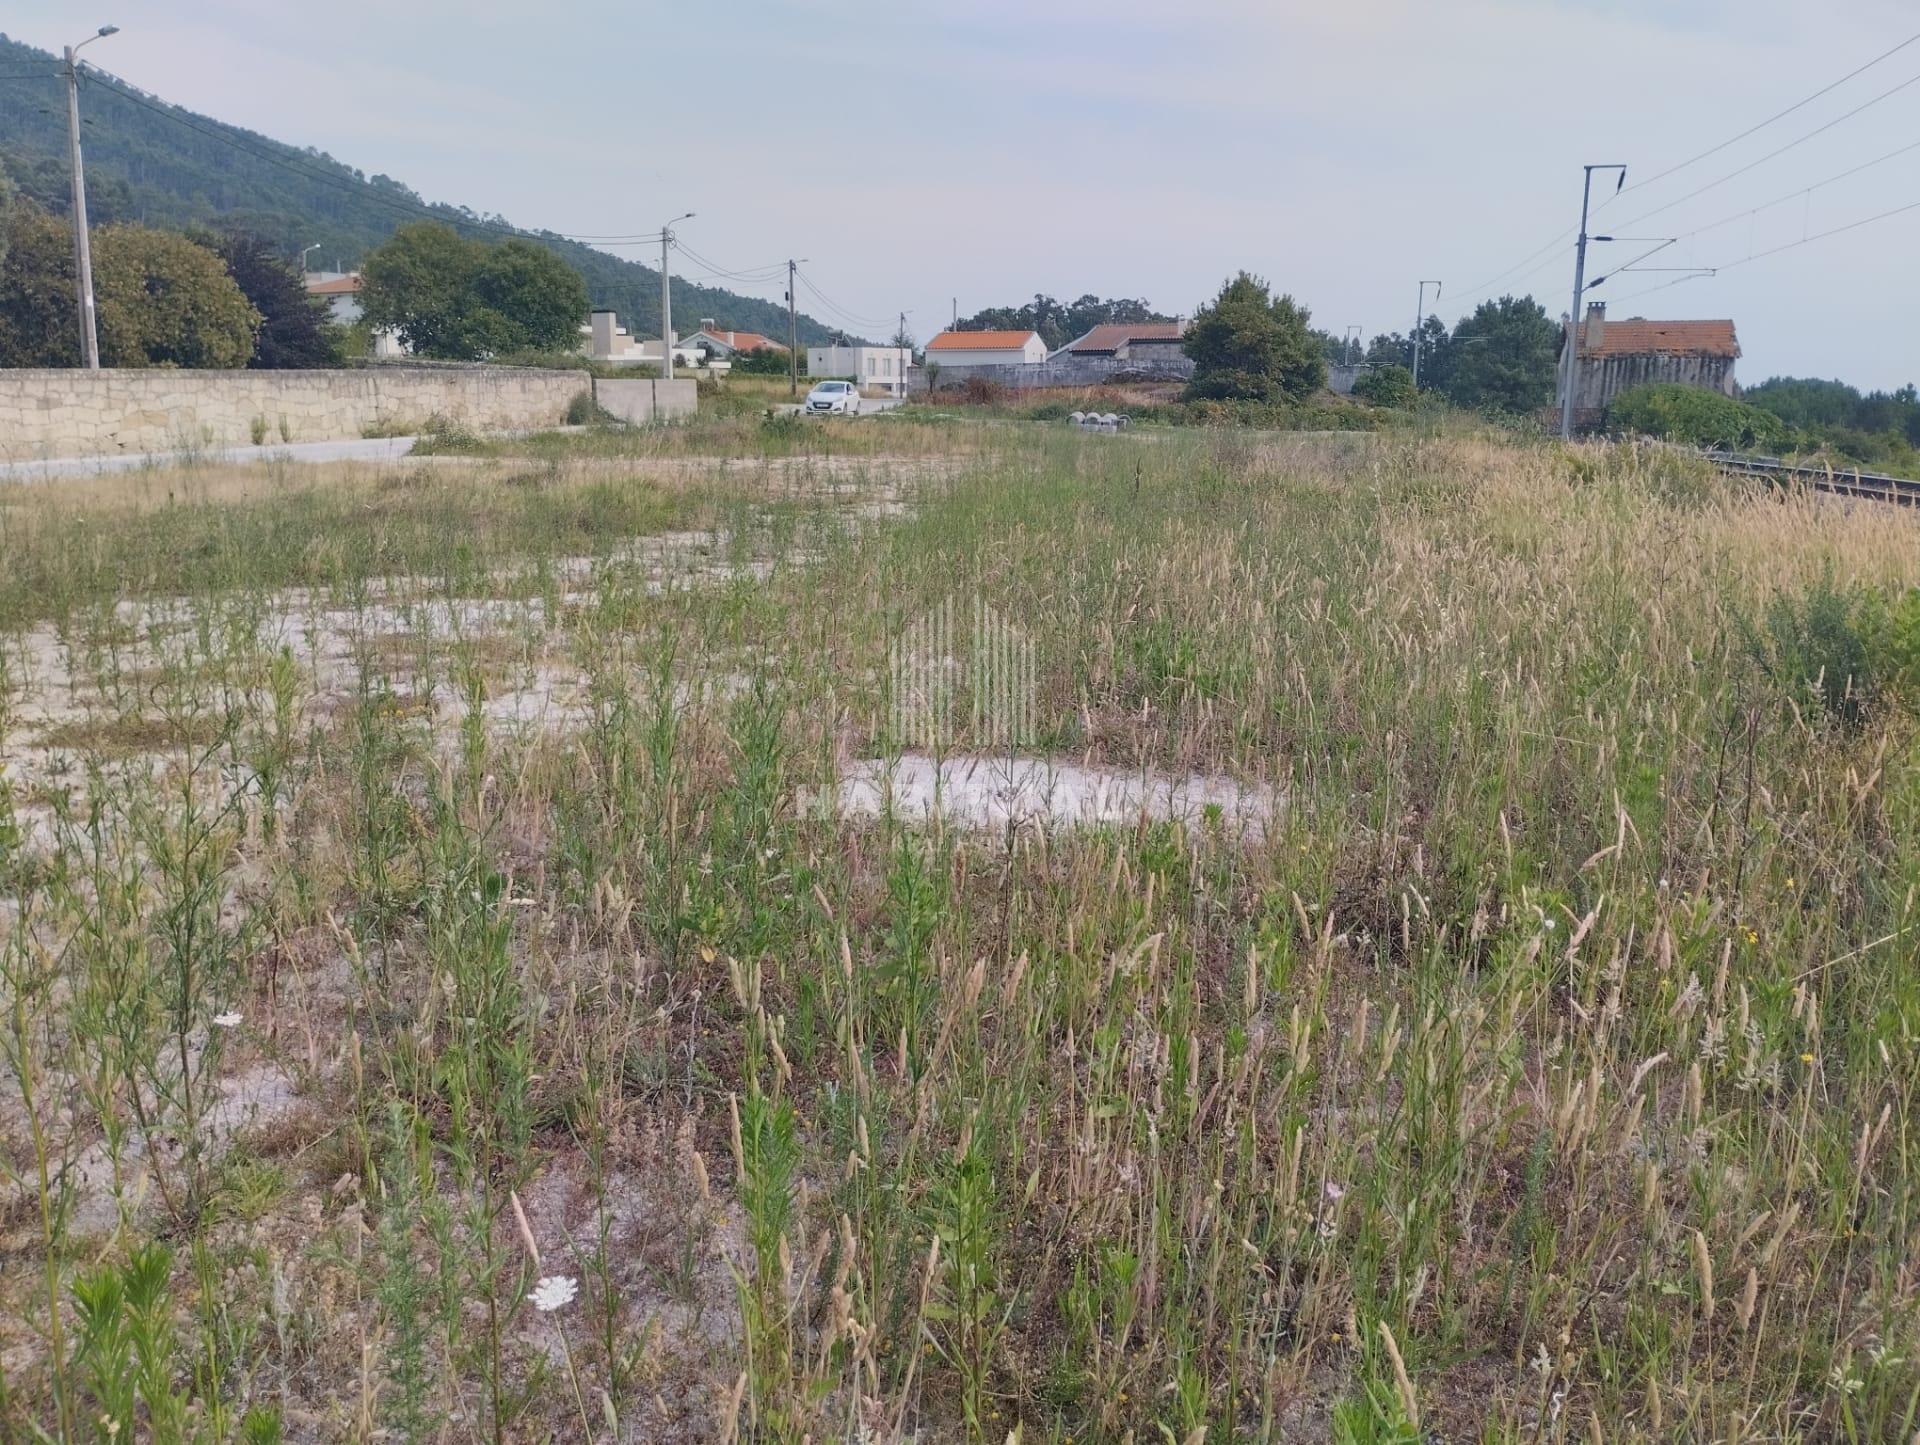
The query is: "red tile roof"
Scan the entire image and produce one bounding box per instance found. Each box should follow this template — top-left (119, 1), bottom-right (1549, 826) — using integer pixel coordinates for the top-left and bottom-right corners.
top-left (1589, 318), bottom-right (1738, 359)
top-left (305, 275), bottom-right (362, 296)
top-left (926, 329), bottom-right (1040, 352)
top-left (1063, 321), bottom-right (1186, 354)
top-left (694, 329), bottom-right (785, 352)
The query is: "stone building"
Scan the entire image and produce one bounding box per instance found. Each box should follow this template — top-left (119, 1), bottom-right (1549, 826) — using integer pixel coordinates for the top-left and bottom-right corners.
top-left (1558, 302), bottom-right (1739, 425)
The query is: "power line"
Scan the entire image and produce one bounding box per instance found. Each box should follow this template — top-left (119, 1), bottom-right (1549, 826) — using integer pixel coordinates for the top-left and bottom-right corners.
top-left (1660, 134), bottom-right (1920, 246)
top-left (1608, 66), bottom-right (1920, 231)
top-left (1605, 193), bottom-right (1920, 304)
top-left (1609, 28), bottom-right (1920, 200)
top-left (794, 269), bottom-right (892, 329)
top-left (670, 239), bottom-right (790, 283)
top-left (1453, 31), bottom-right (1920, 308)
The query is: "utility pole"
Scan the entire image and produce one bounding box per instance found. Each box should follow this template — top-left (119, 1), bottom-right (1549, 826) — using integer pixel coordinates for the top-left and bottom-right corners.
top-left (787, 259), bottom-right (799, 397)
top-left (660, 211), bottom-right (693, 380)
top-left (1560, 164), bottom-right (1627, 440)
top-left (1410, 280), bottom-right (1441, 388)
top-left (63, 25), bottom-right (119, 370)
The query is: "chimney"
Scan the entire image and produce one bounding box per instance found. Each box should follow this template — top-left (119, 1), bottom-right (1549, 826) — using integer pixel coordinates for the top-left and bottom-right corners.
top-left (1583, 302), bottom-right (1606, 353)
top-left (589, 309), bottom-right (618, 359)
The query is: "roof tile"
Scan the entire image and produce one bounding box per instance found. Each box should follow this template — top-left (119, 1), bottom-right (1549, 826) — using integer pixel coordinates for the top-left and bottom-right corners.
top-left (926, 330), bottom-right (1040, 352)
top-left (1590, 318), bottom-right (1738, 359)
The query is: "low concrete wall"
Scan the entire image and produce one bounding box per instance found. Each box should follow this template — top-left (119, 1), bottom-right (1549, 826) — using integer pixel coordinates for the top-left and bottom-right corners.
top-left (0, 366), bottom-right (603, 461)
top-left (591, 377), bottom-right (699, 425)
top-left (915, 353), bottom-right (1194, 393)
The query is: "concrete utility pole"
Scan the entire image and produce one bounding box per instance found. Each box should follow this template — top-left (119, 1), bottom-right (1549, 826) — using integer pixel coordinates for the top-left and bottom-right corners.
top-left (1410, 281), bottom-right (1441, 388)
top-left (1560, 164), bottom-right (1627, 440)
top-left (660, 212), bottom-right (693, 380)
top-left (63, 25), bottom-right (119, 370)
top-left (787, 259), bottom-right (799, 397)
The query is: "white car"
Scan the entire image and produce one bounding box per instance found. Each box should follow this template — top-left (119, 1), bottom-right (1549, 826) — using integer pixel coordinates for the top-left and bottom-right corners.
top-left (805, 380), bottom-right (861, 416)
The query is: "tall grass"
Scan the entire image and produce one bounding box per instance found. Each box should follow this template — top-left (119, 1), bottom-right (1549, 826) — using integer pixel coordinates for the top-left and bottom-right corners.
top-left (0, 421), bottom-right (1916, 1441)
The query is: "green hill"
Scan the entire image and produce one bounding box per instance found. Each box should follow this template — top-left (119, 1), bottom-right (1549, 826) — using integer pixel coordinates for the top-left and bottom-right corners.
top-left (0, 32), bottom-right (842, 346)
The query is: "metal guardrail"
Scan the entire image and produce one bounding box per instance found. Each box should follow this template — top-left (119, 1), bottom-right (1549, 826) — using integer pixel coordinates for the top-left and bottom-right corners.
top-left (1703, 450), bottom-right (1920, 504)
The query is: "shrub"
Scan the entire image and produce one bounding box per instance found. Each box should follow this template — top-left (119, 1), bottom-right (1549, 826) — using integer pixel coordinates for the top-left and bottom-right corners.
top-left (563, 390), bottom-right (615, 426)
top-left (1352, 364), bottom-right (1417, 409)
top-left (1183, 271), bottom-right (1325, 403)
top-left (1610, 383), bottom-right (1787, 452)
top-left (1746, 573), bottom-right (1920, 726)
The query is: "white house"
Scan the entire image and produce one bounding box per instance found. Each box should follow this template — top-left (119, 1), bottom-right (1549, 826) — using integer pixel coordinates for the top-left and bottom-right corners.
top-left (305, 273), bottom-right (405, 358)
top-left (583, 310), bottom-right (700, 368)
top-left (807, 344), bottom-right (913, 396)
top-left (924, 329), bottom-right (1047, 367)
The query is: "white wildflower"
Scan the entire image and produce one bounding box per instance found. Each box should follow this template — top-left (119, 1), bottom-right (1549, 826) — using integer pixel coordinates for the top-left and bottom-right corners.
top-left (529, 1275), bottom-right (578, 1313)
top-left (1324, 1181), bottom-right (1346, 1202)
top-left (212, 1012), bottom-right (242, 1029)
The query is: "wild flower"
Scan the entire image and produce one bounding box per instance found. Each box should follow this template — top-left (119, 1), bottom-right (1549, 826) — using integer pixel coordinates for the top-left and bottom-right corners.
top-left (212, 1012), bottom-right (243, 1028)
top-left (529, 1275), bottom-right (578, 1313)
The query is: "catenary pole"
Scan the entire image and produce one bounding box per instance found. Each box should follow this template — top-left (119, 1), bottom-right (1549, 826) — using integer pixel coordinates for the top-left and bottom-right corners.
top-left (1561, 165), bottom-right (1627, 439)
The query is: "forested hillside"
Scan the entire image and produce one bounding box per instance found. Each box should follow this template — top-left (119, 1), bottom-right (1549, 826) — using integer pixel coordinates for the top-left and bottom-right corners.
top-left (0, 33), bottom-right (836, 345)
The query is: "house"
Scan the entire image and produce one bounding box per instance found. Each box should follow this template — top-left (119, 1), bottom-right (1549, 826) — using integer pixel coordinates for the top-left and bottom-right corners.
top-left (924, 330), bottom-right (1048, 367)
top-left (305, 272), bottom-right (406, 358)
top-left (1559, 302), bottom-right (1739, 423)
top-left (681, 319), bottom-right (786, 364)
top-left (1056, 320), bottom-right (1187, 361)
top-left (583, 310), bottom-right (700, 369)
top-left (807, 343), bottom-right (914, 397)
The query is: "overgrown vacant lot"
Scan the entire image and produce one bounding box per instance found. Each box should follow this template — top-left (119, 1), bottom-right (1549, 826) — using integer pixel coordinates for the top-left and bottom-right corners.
top-left (2, 418), bottom-right (1918, 1443)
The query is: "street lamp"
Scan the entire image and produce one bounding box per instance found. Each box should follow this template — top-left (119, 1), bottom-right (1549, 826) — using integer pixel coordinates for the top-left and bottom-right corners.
top-left (660, 211), bottom-right (694, 379)
top-left (299, 242), bottom-right (322, 275)
top-left (64, 24), bottom-right (120, 369)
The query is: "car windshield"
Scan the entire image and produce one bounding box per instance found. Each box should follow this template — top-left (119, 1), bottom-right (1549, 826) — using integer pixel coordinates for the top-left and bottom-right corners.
top-left (817, 382), bottom-right (848, 393)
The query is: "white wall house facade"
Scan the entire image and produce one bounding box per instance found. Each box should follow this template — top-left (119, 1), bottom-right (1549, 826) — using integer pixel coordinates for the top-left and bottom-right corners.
top-left (583, 310), bottom-right (700, 368)
top-left (306, 273), bottom-right (405, 358)
top-left (924, 330), bottom-right (1048, 368)
top-left (808, 344), bottom-right (913, 396)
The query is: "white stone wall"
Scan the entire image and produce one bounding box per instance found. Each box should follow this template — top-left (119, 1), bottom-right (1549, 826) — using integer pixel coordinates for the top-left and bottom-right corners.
top-left (0, 367), bottom-right (595, 461)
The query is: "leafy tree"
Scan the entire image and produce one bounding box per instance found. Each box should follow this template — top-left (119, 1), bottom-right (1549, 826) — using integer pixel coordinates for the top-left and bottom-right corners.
top-left (361, 223), bottom-right (587, 359)
top-left (1365, 316), bottom-right (1452, 391)
top-left (955, 292), bottom-right (1170, 351)
top-left (1183, 271), bottom-right (1326, 403)
top-left (210, 229), bottom-right (339, 368)
top-left (1610, 383), bottom-right (1787, 451)
top-left (459, 237), bottom-right (589, 355)
top-left (1748, 376), bottom-right (1920, 449)
top-left (1439, 296), bottom-right (1558, 413)
top-left (1352, 364), bottom-right (1417, 408)
top-left (360, 222), bottom-right (478, 357)
top-left (92, 225), bottom-right (260, 368)
top-left (0, 200), bottom-right (77, 365)
top-left (731, 346), bottom-right (793, 376)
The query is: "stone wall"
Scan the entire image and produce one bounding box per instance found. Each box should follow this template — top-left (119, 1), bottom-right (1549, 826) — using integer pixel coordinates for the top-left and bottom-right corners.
top-left (0, 366), bottom-right (607, 461)
top-left (915, 352), bottom-right (1194, 393)
top-left (591, 377), bottom-right (699, 425)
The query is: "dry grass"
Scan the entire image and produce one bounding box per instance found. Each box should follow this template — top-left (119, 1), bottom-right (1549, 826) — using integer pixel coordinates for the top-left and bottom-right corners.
top-left (1, 421), bottom-right (1918, 1444)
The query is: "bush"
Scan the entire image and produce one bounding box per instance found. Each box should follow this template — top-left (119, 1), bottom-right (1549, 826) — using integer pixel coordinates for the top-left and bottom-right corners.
top-left (1747, 574), bottom-right (1920, 726)
top-left (731, 346), bottom-right (796, 377)
top-left (1183, 271), bottom-right (1326, 403)
top-left (563, 390), bottom-right (615, 426)
top-left (1610, 383), bottom-right (1787, 452)
top-left (1352, 364), bottom-right (1417, 409)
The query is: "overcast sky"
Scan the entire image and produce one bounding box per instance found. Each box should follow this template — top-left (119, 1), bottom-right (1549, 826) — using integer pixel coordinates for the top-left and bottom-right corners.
top-left (11, 1), bottom-right (1920, 387)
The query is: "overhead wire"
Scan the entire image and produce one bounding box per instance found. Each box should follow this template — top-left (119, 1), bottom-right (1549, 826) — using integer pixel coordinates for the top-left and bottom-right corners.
top-left (1604, 194), bottom-right (1920, 304)
top-left (1452, 30), bottom-right (1920, 307)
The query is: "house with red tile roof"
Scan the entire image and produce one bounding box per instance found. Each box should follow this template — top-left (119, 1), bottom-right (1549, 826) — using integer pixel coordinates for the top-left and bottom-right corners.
top-left (1560, 302), bottom-right (1739, 423)
top-left (1058, 320), bottom-right (1187, 360)
top-left (682, 320), bottom-right (786, 360)
top-left (924, 329), bottom-right (1048, 366)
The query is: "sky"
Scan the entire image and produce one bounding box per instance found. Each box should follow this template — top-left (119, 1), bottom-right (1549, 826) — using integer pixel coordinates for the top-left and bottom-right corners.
top-left (8, 0), bottom-right (1920, 387)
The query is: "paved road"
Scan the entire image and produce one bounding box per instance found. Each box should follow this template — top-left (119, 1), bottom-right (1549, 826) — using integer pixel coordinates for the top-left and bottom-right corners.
top-left (771, 396), bottom-right (907, 418)
top-left (0, 434), bottom-right (424, 483)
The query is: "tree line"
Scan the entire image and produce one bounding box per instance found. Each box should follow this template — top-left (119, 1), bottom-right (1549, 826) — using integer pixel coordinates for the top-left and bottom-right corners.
top-left (1, 159), bottom-right (591, 368)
